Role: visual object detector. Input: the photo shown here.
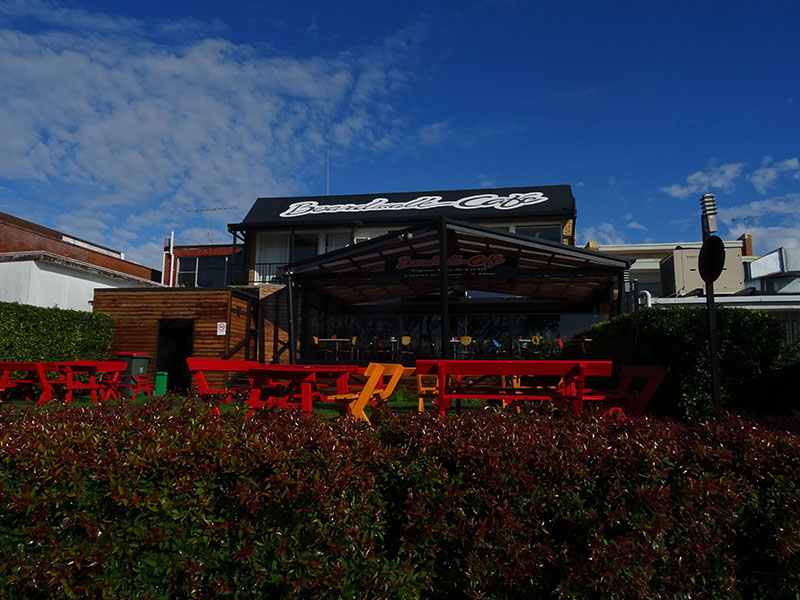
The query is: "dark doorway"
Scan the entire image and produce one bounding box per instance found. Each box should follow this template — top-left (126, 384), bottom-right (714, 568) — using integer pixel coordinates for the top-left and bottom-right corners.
top-left (156, 319), bottom-right (194, 393)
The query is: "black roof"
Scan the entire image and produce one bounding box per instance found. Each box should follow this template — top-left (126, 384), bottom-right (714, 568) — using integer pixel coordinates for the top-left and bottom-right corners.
top-left (229, 185), bottom-right (575, 231)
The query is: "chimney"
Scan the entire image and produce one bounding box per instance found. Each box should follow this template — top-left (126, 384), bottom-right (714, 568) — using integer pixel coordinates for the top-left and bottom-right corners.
top-left (738, 232), bottom-right (753, 256)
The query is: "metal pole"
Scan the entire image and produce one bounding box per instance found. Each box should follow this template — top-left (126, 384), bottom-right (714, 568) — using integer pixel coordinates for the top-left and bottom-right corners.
top-left (286, 272), bottom-right (296, 364)
top-left (439, 217), bottom-right (450, 359)
top-left (705, 276), bottom-right (722, 409)
top-left (701, 193), bottom-right (722, 410)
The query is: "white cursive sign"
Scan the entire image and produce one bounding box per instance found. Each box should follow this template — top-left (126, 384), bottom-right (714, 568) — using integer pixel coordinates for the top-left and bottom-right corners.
top-left (279, 192), bottom-right (548, 218)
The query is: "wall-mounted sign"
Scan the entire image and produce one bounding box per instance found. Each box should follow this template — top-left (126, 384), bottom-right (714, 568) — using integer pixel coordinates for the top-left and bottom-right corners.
top-left (391, 253), bottom-right (512, 277)
top-left (217, 322), bottom-right (227, 336)
top-left (233, 185), bottom-right (575, 230)
top-left (279, 192), bottom-right (548, 218)
top-left (396, 253), bottom-right (506, 270)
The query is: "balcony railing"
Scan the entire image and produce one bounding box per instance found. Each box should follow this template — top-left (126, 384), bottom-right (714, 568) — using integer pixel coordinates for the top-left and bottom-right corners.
top-left (226, 262), bottom-right (287, 286)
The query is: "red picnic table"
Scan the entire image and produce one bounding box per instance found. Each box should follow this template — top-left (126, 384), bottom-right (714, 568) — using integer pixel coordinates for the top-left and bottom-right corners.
top-left (1, 360), bottom-right (128, 404)
top-left (186, 358), bottom-right (410, 423)
top-left (245, 364), bottom-right (360, 417)
top-left (415, 359), bottom-right (614, 415)
top-left (187, 357), bottom-right (362, 416)
top-left (57, 360), bottom-right (128, 403)
top-left (0, 361), bottom-right (61, 404)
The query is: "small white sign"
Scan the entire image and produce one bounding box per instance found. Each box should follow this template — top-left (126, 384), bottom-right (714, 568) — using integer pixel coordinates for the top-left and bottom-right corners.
top-left (217, 322), bottom-right (227, 336)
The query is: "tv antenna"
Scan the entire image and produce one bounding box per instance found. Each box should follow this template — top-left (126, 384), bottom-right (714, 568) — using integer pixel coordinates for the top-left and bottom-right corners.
top-left (732, 217), bottom-right (752, 231)
top-left (186, 206), bottom-right (238, 242)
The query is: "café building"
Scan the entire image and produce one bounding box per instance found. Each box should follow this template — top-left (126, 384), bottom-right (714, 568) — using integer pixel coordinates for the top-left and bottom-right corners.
top-left (227, 185), bottom-right (630, 364)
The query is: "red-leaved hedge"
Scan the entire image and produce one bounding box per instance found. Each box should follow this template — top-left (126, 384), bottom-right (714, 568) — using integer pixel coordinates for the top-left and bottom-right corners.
top-left (1, 400), bottom-right (798, 599)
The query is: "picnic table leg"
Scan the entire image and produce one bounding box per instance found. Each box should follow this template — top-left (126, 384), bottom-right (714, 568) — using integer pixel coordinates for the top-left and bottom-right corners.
top-left (300, 380), bottom-right (313, 415)
top-left (571, 364), bottom-right (586, 414)
top-left (245, 373), bottom-right (267, 415)
top-left (436, 365), bottom-right (448, 415)
top-left (36, 365), bottom-right (56, 405)
top-left (89, 374), bottom-right (99, 403)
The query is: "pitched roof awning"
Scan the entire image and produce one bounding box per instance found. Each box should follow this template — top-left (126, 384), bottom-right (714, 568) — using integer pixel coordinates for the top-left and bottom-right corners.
top-left (284, 219), bottom-right (630, 308)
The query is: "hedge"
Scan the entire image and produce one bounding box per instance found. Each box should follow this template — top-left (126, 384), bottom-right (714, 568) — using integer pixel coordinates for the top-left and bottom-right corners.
top-left (1, 401), bottom-right (798, 599)
top-left (0, 301), bottom-right (114, 362)
top-left (588, 306), bottom-right (794, 418)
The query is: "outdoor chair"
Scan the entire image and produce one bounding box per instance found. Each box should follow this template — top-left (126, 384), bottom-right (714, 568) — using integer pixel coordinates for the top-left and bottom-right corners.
top-left (590, 365), bottom-right (666, 417)
top-left (327, 362), bottom-right (386, 425)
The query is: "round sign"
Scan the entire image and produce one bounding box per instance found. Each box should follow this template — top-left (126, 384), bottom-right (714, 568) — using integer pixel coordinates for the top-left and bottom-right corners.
top-left (698, 235), bottom-right (725, 283)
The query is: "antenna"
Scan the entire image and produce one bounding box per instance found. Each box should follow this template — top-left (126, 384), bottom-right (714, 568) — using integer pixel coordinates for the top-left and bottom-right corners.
top-left (186, 206), bottom-right (238, 243)
top-left (732, 217), bottom-right (751, 231)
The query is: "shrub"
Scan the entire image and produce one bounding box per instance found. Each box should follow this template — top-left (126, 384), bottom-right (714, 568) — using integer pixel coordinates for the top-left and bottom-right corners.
top-left (0, 301), bottom-right (114, 362)
top-left (0, 403), bottom-right (798, 599)
top-left (589, 306), bottom-right (786, 418)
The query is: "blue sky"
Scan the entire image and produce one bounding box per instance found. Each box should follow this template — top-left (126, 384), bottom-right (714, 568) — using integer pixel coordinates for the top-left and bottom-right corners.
top-left (1, 0), bottom-right (798, 269)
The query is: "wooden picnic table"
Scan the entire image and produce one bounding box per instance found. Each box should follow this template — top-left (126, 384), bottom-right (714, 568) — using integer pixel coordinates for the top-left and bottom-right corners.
top-left (416, 359), bottom-right (614, 415)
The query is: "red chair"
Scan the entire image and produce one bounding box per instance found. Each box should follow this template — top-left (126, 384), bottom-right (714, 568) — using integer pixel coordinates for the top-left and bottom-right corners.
top-left (119, 375), bottom-right (153, 400)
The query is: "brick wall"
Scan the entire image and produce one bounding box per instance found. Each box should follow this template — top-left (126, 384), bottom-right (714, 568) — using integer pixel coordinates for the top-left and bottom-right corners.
top-left (0, 216), bottom-right (158, 281)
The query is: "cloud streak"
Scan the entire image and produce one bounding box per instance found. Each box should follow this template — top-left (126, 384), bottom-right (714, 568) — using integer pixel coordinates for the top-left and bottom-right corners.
top-left (0, 3), bottom-right (430, 267)
top-left (749, 156), bottom-right (800, 195)
top-left (660, 161), bottom-right (745, 199)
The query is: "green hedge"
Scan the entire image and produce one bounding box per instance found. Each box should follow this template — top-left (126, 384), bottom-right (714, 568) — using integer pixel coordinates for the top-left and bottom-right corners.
top-left (0, 301), bottom-right (114, 362)
top-left (1, 402), bottom-right (799, 599)
top-left (589, 306), bottom-right (791, 418)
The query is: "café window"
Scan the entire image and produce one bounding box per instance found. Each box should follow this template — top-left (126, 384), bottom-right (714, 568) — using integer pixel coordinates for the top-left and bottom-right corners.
top-left (292, 232), bottom-right (318, 262)
top-left (324, 231), bottom-right (351, 252)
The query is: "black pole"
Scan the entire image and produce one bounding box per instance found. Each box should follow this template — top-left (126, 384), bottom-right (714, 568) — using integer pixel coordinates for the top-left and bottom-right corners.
top-left (439, 217), bottom-right (450, 359)
top-left (706, 278), bottom-right (722, 410)
top-left (286, 272), bottom-right (296, 364)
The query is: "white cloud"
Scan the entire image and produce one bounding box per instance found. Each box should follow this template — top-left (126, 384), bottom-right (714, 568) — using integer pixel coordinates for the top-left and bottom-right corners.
top-left (478, 174), bottom-right (496, 188)
top-left (416, 120), bottom-right (449, 146)
top-left (721, 192), bottom-right (800, 254)
top-left (627, 220), bottom-right (647, 231)
top-left (722, 192), bottom-right (800, 222)
top-left (0, 4), bottom-right (423, 267)
top-left (579, 222), bottom-right (625, 245)
top-left (661, 161), bottom-right (745, 199)
top-left (749, 156), bottom-right (800, 194)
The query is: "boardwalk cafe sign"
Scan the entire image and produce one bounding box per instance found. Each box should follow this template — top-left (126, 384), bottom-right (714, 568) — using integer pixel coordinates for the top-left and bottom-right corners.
top-left (279, 191), bottom-right (549, 218)
top-left (392, 253), bottom-right (510, 277)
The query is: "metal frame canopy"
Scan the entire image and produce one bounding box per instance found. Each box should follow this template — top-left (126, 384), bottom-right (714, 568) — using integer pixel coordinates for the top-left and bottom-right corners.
top-left (229, 185), bottom-right (575, 231)
top-left (284, 218), bottom-right (629, 307)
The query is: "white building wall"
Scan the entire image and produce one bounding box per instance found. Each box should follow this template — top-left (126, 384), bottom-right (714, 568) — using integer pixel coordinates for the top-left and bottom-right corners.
top-left (0, 261), bottom-right (34, 304)
top-left (0, 259), bottom-right (148, 311)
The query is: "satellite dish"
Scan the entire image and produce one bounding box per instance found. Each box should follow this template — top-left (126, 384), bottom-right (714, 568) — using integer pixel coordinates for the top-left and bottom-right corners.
top-left (699, 235), bottom-right (725, 283)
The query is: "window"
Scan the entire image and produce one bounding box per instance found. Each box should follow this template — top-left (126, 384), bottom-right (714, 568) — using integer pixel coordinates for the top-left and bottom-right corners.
top-left (255, 233), bottom-right (289, 283)
top-left (177, 257), bottom-right (196, 287)
top-left (196, 256), bottom-right (227, 287)
top-left (514, 225), bottom-right (562, 243)
top-left (325, 231), bottom-right (351, 252)
top-left (177, 255), bottom-right (229, 288)
top-left (292, 232), bottom-right (318, 262)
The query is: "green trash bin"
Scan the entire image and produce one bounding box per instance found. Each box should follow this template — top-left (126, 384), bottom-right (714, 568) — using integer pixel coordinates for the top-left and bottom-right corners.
top-left (155, 371), bottom-right (168, 396)
top-left (116, 352), bottom-right (152, 397)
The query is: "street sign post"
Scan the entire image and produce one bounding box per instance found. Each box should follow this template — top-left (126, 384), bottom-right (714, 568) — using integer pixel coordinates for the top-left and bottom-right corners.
top-left (699, 232), bottom-right (724, 410)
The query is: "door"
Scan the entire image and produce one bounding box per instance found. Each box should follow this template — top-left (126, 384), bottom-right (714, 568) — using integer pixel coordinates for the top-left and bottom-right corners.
top-left (156, 319), bottom-right (195, 393)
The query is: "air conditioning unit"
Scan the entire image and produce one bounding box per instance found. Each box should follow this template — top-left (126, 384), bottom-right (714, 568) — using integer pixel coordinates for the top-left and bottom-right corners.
top-left (660, 247), bottom-right (744, 297)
